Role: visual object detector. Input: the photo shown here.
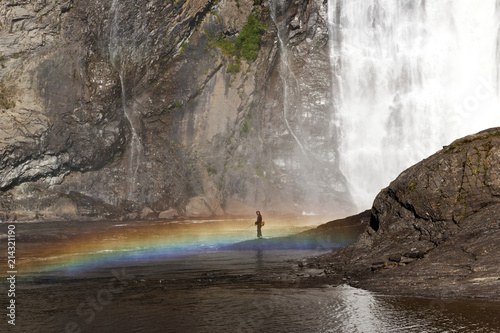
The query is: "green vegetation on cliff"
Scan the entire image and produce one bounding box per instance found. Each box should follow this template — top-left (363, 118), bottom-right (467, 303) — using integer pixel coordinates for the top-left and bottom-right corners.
top-left (211, 13), bottom-right (266, 73)
top-left (0, 84), bottom-right (15, 109)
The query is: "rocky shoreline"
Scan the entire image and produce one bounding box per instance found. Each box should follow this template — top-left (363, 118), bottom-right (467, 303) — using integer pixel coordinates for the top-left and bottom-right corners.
top-left (299, 128), bottom-right (500, 300)
top-left (236, 129), bottom-right (500, 300)
top-left (6, 126), bottom-right (500, 301)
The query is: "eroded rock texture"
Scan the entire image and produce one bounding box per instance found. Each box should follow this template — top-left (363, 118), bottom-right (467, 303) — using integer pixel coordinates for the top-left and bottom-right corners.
top-left (0, 0), bottom-right (353, 221)
top-left (320, 128), bottom-right (500, 299)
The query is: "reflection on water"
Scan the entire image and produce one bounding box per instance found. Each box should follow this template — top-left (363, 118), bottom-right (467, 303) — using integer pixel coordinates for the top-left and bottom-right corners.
top-left (2, 218), bottom-right (500, 332)
top-left (18, 281), bottom-right (499, 333)
top-left (196, 286), bottom-right (500, 333)
top-left (256, 249), bottom-right (264, 272)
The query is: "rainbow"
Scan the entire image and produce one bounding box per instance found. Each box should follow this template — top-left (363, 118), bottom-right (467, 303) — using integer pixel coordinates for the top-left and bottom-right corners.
top-left (11, 218), bottom-right (358, 276)
top-left (17, 220), bottom-right (241, 275)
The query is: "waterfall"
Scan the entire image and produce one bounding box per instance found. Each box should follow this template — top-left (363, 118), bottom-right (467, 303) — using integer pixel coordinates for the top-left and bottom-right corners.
top-left (269, 0), bottom-right (351, 214)
top-left (109, 0), bottom-right (143, 200)
top-left (329, 0), bottom-right (500, 209)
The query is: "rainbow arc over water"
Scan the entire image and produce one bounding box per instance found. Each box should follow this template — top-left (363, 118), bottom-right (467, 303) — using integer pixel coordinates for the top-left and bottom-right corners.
top-left (10, 218), bottom-right (358, 276)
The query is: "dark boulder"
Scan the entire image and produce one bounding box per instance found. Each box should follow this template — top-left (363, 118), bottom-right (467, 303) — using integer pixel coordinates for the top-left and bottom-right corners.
top-left (318, 128), bottom-right (500, 299)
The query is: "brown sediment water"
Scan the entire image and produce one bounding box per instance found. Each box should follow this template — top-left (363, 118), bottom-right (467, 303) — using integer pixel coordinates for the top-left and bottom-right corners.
top-left (2, 218), bottom-right (499, 332)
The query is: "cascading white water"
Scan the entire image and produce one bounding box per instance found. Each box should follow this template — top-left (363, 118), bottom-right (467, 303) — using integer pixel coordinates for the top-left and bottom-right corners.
top-left (109, 0), bottom-right (143, 200)
top-left (328, 0), bottom-right (500, 209)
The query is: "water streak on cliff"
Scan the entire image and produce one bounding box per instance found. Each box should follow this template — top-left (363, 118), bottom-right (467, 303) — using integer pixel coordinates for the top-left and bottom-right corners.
top-left (269, 0), bottom-right (308, 157)
top-left (109, 0), bottom-right (143, 200)
top-left (329, 0), bottom-right (500, 209)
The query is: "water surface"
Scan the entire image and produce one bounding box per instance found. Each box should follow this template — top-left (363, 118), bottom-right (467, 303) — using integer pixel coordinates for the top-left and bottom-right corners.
top-left (1, 218), bottom-right (499, 332)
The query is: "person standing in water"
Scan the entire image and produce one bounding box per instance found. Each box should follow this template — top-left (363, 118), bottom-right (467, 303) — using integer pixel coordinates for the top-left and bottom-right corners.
top-left (255, 211), bottom-right (263, 238)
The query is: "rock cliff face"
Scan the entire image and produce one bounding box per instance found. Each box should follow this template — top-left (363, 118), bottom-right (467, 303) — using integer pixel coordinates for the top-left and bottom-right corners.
top-left (0, 0), bottom-right (354, 221)
top-left (319, 128), bottom-right (500, 299)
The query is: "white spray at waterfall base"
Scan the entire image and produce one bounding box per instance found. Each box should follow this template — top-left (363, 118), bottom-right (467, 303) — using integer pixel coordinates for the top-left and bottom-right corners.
top-left (328, 0), bottom-right (500, 209)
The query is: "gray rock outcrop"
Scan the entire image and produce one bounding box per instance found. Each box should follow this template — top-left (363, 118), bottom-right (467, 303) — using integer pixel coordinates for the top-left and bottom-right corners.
top-left (318, 128), bottom-right (500, 299)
